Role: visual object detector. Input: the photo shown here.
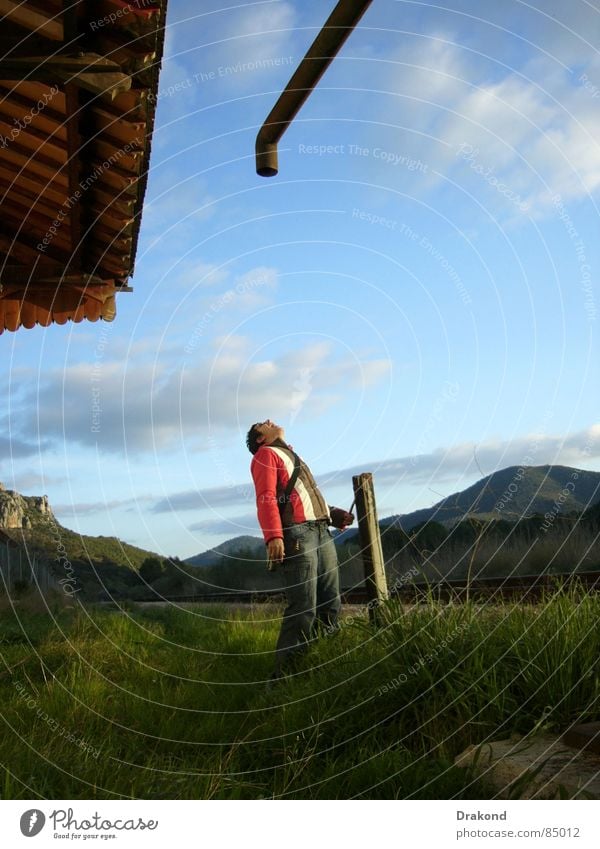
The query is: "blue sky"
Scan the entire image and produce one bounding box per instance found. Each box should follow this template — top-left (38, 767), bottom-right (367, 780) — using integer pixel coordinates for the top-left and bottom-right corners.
top-left (2, 0), bottom-right (600, 558)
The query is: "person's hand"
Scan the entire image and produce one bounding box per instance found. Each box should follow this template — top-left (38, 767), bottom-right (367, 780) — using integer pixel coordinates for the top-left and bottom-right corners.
top-left (329, 507), bottom-right (355, 530)
top-left (267, 537), bottom-right (285, 564)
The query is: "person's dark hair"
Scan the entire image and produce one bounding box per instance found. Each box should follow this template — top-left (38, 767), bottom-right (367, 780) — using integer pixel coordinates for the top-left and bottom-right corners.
top-left (246, 423), bottom-right (263, 455)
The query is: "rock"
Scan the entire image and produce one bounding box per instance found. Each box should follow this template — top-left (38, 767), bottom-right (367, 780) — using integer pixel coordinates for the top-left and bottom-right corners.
top-left (0, 491), bottom-right (27, 528)
top-left (26, 495), bottom-right (51, 515)
top-left (563, 722), bottom-right (600, 755)
top-left (455, 733), bottom-right (600, 799)
top-left (0, 490), bottom-right (53, 528)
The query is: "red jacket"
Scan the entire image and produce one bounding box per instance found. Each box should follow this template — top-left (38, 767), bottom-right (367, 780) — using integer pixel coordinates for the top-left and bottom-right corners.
top-left (251, 439), bottom-right (330, 543)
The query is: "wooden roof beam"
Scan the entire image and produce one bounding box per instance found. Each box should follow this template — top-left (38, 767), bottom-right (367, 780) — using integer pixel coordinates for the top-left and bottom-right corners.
top-left (0, 54), bottom-right (131, 97)
top-left (0, 175), bottom-right (61, 214)
top-left (0, 137), bottom-right (66, 174)
top-left (0, 164), bottom-right (67, 206)
top-left (0, 115), bottom-right (65, 159)
top-left (0, 0), bottom-right (64, 41)
top-left (0, 220), bottom-right (73, 267)
top-left (64, 82), bottom-right (83, 270)
top-left (90, 105), bottom-right (146, 142)
top-left (0, 82), bottom-right (66, 130)
top-left (0, 264), bottom-right (64, 289)
top-left (87, 186), bottom-right (136, 216)
top-left (0, 194), bottom-right (71, 238)
top-left (0, 145), bottom-right (69, 187)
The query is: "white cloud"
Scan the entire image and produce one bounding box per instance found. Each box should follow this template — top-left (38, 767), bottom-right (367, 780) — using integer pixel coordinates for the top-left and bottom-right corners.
top-left (357, 32), bottom-right (600, 215)
top-left (364, 423), bottom-right (600, 487)
top-left (162, 1), bottom-right (297, 98)
top-left (172, 260), bottom-right (229, 290)
top-left (10, 338), bottom-right (390, 456)
top-left (53, 497), bottom-right (148, 517)
top-left (444, 69), bottom-right (600, 209)
top-left (150, 422), bottom-right (600, 515)
top-left (0, 470), bottom-right (65, 493)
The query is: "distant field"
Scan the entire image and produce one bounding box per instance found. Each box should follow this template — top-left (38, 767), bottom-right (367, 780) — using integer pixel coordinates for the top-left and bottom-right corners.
top-left (0, 586), bottom-right (598, 799)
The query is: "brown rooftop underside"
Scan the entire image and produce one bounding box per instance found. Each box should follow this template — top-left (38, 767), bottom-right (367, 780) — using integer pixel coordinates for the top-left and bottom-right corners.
top-left (0, 0), bottom-right (167, 333)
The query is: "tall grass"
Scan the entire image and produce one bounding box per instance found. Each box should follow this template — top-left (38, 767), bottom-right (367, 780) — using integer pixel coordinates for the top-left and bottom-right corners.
top-left (0, 585), bottom-right (598, 799)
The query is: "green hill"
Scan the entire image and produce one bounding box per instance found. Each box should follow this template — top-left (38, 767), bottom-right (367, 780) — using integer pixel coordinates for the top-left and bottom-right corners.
top-left (0, 492), bottom-right (165, 600)
top-left (378, 464), bottom-right (600, 531)
top-left (185, 464), bottom-right (600, 593)
top-left (186, 535), bottom-right (264, 568)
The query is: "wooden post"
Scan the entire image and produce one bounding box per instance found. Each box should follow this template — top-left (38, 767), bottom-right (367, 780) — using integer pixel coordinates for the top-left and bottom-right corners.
top-left (352, 472), bottom-right (388, 624)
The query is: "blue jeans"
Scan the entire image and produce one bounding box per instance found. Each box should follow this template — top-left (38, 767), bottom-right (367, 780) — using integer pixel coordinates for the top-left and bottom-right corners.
top-left (274, 520), bottom-right (341, 674)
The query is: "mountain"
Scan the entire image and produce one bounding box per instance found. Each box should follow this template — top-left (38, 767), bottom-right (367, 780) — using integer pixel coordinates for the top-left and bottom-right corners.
top-left (411, 464), bottom-right (600, 526)
top-left (8, 462), bottom-right (595, 598)
top-left (583, 498), bottom-right (600, 526)
top-left (186, 535), bottom-right (264, 567)
top-left (338, 465), bottom-right (600, 540)
top-left (184, 466), bottom-right (600, 562)
top-left (333, 464), bottom-right (600, 587)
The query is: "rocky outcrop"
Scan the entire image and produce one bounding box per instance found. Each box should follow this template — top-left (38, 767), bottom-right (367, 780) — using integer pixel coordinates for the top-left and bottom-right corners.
top-left (455, 733), bottom-right (600, 799)
top-left (0, 488), bottom-right (52, 529)
top-left (26, 495), bottom-right (51, 516)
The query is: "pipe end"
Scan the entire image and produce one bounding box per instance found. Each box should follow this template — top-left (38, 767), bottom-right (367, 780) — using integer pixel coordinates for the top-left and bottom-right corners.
top-left (256, 140), bottom-right (279, 177)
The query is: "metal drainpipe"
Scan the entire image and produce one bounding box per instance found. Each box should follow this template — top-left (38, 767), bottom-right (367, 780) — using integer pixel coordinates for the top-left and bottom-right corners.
top-left (255, 0), bottom-right (373, 177)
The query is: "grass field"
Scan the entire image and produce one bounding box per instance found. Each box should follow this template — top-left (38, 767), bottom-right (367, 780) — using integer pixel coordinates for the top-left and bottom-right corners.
top-left (0, 586), bottom-right (598, 799)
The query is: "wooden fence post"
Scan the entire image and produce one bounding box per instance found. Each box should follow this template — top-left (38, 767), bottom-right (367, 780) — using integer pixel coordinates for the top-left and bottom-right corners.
top-left (352, 472), bottom-right (388, 624)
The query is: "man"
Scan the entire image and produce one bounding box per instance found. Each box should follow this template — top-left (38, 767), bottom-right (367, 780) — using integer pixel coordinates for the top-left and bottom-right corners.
top-left (246, 419), bottom-right (354, 679)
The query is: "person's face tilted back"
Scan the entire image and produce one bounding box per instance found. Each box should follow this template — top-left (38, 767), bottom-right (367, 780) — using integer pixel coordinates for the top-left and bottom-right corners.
top-left (254, 419), bottom-right (285, 448)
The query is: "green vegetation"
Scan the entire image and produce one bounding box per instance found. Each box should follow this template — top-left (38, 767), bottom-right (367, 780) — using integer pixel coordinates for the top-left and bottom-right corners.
top-left (337, 514), bottom-right (600, 591)
top-left (17, 509), bottom-right (194, 601)
top-left (0, 584), bottom-right (598, 799)
top-left (195, 545), bottom-right (287, 594)
top-left (23, 508), bottom-right (160, 571)
top-left (7, 465), bottom-right (599, 602)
